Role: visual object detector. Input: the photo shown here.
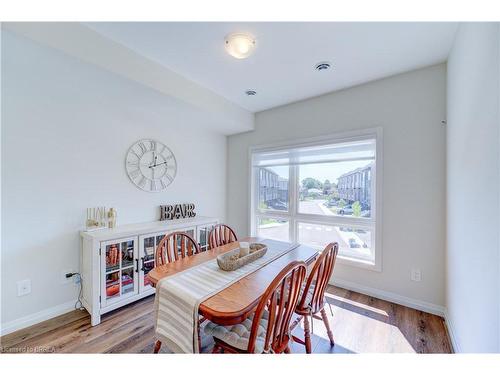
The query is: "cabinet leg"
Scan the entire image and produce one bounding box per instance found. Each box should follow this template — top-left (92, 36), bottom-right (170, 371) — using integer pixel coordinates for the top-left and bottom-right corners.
top-left (91, 312), bottom-right (101, 326)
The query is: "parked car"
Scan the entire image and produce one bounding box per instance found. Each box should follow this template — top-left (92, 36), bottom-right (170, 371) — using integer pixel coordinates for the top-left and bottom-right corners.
top-left (269, 200), bottom-right (287, 210)
top-left (338, 205), bottom-right (353, 215)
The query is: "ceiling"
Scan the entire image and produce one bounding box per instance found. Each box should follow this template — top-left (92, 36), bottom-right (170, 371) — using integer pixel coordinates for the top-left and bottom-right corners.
top-left (86, 22), bottom-right (458, 113)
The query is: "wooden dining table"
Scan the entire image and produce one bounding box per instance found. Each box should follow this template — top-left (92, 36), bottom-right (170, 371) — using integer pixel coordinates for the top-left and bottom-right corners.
top-left (148, 237), bottom-right (319, 325)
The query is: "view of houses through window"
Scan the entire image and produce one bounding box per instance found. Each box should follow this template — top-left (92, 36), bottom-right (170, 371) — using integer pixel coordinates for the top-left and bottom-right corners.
top-left (258, 166), bottom-right (289, 211)
top-left (252, 137), bottom-right (377, 265)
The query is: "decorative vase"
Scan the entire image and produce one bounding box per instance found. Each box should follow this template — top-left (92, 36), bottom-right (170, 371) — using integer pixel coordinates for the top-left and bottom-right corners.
top-left (108, 208), bottom-right (117, 228)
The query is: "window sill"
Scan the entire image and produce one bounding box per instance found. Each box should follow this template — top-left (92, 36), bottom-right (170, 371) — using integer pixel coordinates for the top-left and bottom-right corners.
top-left (336, 255), bottom-right (381, 272)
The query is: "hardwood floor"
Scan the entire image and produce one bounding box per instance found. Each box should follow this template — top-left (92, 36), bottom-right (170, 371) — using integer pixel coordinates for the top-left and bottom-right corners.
top-left (0, 286), bottom-right (452, 354)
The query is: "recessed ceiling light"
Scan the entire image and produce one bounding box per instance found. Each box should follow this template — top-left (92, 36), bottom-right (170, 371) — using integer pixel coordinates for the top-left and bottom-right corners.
top-left (225, 33), bottom-right (256, 59)
top-left (245, 90), bottom-right (257, 96)
top-left (315, 61), bottom-right (332, 71)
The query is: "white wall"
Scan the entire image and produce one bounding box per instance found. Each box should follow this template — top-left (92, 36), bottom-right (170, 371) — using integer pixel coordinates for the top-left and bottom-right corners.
top-left (3, 23), bottom-right (254, 135)
top-left (1, 31), bottom-right (227, 330)
top-left (227, 64), bottom-right (447, 310)
top-left (446, 23), bottom-right (500, 353)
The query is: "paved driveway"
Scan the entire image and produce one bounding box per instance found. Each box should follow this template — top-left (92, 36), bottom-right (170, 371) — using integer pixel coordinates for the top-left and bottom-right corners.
top-left (298, 199), bottom-right (333, 215)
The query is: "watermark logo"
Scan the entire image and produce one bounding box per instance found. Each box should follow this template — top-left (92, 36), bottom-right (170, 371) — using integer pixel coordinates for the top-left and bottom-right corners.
top-left (0, 346), bottom-right (56, 353)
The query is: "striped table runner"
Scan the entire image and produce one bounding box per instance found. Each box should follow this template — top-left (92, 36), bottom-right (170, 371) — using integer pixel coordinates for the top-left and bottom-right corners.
top-left (154, 239), bottom-right (299, 353)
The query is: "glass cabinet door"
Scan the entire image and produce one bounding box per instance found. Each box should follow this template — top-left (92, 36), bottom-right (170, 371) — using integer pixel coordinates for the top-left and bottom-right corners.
top-left (197, 222), bottom-right (217, 251)
top-left (101, 237), bottom-right (138, 307)
top-left (139, 232), bottom-right (168, 292)
top-left (181, 227), bottom-right (196, 245)
top-left (176, 226), bottom-right (197, 256)
top-left (184, 227), bottom-right (196, 239)
top-left (139, 235), bottom-right (156, 292)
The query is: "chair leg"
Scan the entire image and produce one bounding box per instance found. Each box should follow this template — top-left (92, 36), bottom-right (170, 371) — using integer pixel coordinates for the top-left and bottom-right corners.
top-left (320, 308), bottom-right (335, 346)
top-left (212, 343), bottom-right (221, 353)
top-left (153, 340), bottom-right (162, 353)
top-left (303, 315), bottom-right (313, 354)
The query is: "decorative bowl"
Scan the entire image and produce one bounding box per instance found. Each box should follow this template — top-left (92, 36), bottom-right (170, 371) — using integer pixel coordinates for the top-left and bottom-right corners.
top-left (217, 243), bottom-right (268, 271)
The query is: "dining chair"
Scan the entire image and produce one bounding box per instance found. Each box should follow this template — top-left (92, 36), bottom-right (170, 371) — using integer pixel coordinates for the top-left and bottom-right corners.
top-left (208, 224), bottom-right (238, 249)
top-left (155, 231), bottom-right (201, 266)
top-left (153, 231), bottom-right (202, 354)
top-left (290, 242), bottom-right (338, 353)
top-left (205, 260), bottom-right (307, 354)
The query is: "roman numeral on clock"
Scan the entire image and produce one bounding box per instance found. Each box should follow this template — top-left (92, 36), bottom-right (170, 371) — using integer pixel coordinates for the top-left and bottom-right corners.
top-left (130, 149), bottom-right (141, 159)
top-left (129, 169), bottom-right (141, 179)
top-left (138, 141), bottom-right (147, 154)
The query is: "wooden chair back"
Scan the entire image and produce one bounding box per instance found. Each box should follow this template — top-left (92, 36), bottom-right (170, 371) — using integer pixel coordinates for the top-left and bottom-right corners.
top-left (296, 242), bottom-right (338, 315)
top-left (155, 231), bottom-right (201, 266)
top-left (248, 261), bottom-right (306, 353)
top-left (208, 224), bottom-right (238, 249)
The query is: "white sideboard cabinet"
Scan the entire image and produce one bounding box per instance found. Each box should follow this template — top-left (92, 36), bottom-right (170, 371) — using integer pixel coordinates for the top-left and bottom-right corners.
top-left (80, 216), bottom-right (218, 325)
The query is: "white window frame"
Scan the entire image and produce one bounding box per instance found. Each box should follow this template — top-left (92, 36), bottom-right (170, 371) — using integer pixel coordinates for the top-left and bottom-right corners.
top-left (249, 127), bottom-right (383, 272)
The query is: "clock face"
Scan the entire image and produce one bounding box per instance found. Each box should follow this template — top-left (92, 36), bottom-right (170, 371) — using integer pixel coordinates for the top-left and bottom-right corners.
top-left (125, 139), bottom-right (177, 192)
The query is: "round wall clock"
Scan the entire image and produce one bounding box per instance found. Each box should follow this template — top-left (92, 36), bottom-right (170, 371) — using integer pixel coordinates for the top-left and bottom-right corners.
top-left (125, 139), bottom-right (177, 192)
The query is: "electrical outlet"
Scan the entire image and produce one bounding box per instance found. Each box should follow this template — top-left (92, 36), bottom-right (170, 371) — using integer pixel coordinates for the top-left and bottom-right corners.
top-left (73, 274), bottom-right (81, 284)
top-left (17, 279), bottom-right (31, 296)
top-left (411, 268), bottom-right (422, 282)
top-left (61, 269), bottom-right (74, 284)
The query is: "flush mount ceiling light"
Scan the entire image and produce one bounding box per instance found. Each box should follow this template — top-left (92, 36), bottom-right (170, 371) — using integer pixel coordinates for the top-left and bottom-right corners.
top-left (245, 90), bottom-right (257, 96)
top-left (225, 33), bottom-right (256, 59)
top-left (315, 61), bottom-right (332, 71)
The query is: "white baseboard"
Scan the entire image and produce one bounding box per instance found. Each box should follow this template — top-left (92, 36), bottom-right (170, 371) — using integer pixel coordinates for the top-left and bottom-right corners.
top-left (330, 278), bottom-right (446, 317)
top-left (1, 281), bottom-right (452, 343)
top-left (0, 300), bottom-right (77, 337)
top-left (443, 308), bottom-right (460, 353)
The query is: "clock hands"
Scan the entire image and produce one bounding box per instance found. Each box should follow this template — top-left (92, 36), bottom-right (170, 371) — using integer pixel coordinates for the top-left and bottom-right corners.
top-left (148, 153), bottom-right (159, 168)
top-left (148, 160), bottom-right (168, 168)
top-left (146, 151), bottom-right (171, 177)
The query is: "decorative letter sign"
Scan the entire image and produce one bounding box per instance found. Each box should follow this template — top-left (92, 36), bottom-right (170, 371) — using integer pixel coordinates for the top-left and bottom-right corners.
top-left (160, 203), bottom-right (196, 221)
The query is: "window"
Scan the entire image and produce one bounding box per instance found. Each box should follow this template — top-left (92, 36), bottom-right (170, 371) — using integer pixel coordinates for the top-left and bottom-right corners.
top-left (258, 166), bottom-right (289, 212)
top-left (251, 130), bottom-right (381, 270)
top-left (257, 217), bottom-right (290, 242)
